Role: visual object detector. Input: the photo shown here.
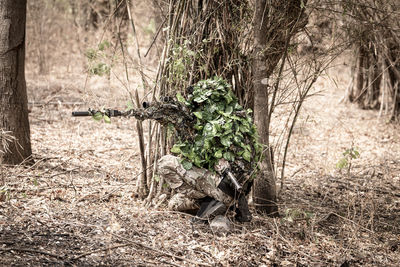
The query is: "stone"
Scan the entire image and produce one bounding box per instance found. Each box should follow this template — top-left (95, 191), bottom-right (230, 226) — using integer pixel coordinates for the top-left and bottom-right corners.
top-left (210, 215), bottom-right (232, 233)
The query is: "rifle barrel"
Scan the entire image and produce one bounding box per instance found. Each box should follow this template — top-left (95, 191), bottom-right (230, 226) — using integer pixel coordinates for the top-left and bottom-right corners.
top-left (72, 111), bottom-right (92, 116)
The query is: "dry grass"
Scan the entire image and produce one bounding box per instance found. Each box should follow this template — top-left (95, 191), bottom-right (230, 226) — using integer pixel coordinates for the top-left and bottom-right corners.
top-left (0, 55), bottom-right (399, 266)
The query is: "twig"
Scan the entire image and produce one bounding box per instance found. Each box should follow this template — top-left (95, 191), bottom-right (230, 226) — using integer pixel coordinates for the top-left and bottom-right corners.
top-left (110, 232), bottom-right (213, 267)
top-left (63, 219), bottom-right (212, 266)
top-left (0, 247), bottom-right (65, 260)
top-left (125, 0), bottom-right (148, 198)
top-left (71, 243), bottom-right (130, 261)
top-left (144, 17), bottom-right (167, 58)
top-left (318, 212), bottom-right (375, 234)
top-left (28, 101), bottom-right (85, 106)
top-left (49, 167), bottom-right (80, 178)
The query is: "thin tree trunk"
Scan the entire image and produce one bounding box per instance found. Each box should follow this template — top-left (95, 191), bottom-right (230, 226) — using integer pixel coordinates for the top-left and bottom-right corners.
top-left (0, 0), bottom-right (32, 165)
top-left (252, 0), bottom-right (306, 215)
top-left (252, 0), bottom-right (278, 215)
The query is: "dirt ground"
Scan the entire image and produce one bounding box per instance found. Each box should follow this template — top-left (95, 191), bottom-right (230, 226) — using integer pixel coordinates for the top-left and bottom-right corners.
top-left (0, 58), bottom-right (399, 266)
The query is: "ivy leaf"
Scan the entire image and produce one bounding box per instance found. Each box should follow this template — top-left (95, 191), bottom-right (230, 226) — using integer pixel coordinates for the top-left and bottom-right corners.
top-left (220, 136), bottom-right (232, 147)
top-left (193, 95), bottom-right (208, 103)
top-left (224, 90), bottom-right (235, 104)
top-left (203, 123), bottom-right (217, 137)
top-left (216, 102), bottom-right (225, 111)
top-left (176, 92), bottom-right (186, 103)
top-left (225, 105), bottom-right (233, 114)
top-left (93, 112), bottom-right (103, 121)
top-left (171, 144), bottom-right (182, 154)
top-left (242, 150), bottom-right (251, 162)
top-left (194, 156), bottom-right (204, 167)
top-left (103, 115), bottom-right (111, 123)
top-left (239, 123), bottom-right (250, 133)
top-left (181, 159), bottom-right (193, 170)
top-left (223, 151), bottom-right (235, 162)
top-left (193, 111), bottom-right (203, 119)
top-left (214, 150), bottom-right (223, 159)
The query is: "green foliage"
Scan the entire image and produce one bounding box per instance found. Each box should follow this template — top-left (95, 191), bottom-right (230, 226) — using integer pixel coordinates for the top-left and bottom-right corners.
top-left (168, 40), bottom-right (197, 86)
top-left (126, 101), bottom-right (135, 110)
top-left (336, 147), bottom-right (360, 170)
top-left (144, 19), bottom-right (156, 35)
top-left (92, 111), bottom-right (111, 124)
top-left (85, 40), bottom-right (113, 77)
top-left (172, 77), bottom-right (262, 177)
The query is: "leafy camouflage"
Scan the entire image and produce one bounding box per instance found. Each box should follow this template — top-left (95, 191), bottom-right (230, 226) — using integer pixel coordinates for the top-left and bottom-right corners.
top-left (157, 155), bottom-right (233, 211)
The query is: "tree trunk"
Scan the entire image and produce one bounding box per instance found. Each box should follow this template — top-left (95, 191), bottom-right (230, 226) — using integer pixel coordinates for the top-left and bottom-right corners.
top-left (252, 0), bottom-right (306, 215)
top-left (252, 0), bottom-right (277, 216)
top-left (0, 0), bottom-right (32, 165)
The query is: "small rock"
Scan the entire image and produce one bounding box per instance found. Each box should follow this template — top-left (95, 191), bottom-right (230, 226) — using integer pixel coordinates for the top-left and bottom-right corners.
top-left (210, 215), bottom-right (232, 233)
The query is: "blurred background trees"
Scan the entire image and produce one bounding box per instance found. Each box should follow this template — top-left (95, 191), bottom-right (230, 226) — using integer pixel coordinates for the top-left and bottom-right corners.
top-left (342, 0), bottom-right (400, 121)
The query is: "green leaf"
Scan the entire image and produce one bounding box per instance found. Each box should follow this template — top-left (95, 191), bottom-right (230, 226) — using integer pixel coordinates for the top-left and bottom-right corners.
top-left (103, 115), bottom-right (111, 123)
top-left (93, 112), bottom-right (103, 121)
top-left (193, 111), bottom-right (203, 119)
top-left (214, 150), bottom-right (223, 159)
top-left (336, 158), bottom-right (348, 169)
top-left (126, 101), bottom-right (134, 110)
top-left (98, 40), bottom-right (111, 51)
top-left (181, 159), bottom-right (193, 170)
top-left (242, 150), bottom-right (251, 162)
top-left (171, 144), bottom-right (182, 154)
top-left (204, 138), bottom-right (214, 150)
top-left (352, 150), bottom-right (360, 159)
top-left (193, 96), bottom-right (206, 103)
top-left (239, 124), bottom-right (250, 133)
top-left (224, 105), bottom-right (233, 114)
top-left (203, 122), bottom-right (217, 137)
top-left (176, 92), bottom-right (186, 103)
top-left (85, 48), bottom-right (97, 60)
top-left (223, 151), bottom-right (235, 162)
top-left (220, 136), bottom-right (232, 147)
top-left (194, 156), bottom-right (204, 167)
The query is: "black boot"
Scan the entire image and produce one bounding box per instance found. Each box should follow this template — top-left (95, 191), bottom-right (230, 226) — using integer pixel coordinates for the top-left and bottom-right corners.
top-left (235, 194), bottom-right (252, 222)
top-left (192, 197), bottom-right (226, 223)
top-left (218, 177), bottom-right (252, 222)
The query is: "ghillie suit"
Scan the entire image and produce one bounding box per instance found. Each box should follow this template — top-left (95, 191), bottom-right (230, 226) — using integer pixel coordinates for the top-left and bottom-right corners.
top-left (172, 77), bottom-right (262, 182)
top-left (159, 77), bottom-right (262, 222)
top-left (73, 77), bottom-right (262, 222)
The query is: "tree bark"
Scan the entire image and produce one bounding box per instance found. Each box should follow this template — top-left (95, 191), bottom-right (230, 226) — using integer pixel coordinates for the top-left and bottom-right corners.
top-left (252, 0), bottom-right (277, 216)
top-left (252, 0), bottom-right (306, 215)
top-left (0, 0), bottom-right (32, 164)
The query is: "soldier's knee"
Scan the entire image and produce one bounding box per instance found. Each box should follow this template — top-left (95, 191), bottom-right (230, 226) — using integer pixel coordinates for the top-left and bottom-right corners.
top-left (157, 155), bottom-right (186, 189)
top-left (168, 193), bottom-right (198, 211)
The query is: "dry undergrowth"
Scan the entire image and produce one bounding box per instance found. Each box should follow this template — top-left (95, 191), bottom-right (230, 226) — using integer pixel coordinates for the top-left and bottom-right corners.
top-left (0, 62), bottom-right (399, 266)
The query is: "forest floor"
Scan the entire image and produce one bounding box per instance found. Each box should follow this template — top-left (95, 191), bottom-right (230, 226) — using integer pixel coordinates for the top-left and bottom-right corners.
top-left (1, 60), bottom-right (400, 266)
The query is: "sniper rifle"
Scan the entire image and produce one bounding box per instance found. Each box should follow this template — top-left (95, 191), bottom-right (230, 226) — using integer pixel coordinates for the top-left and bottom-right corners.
top-left (72, 99), bottom-right (244, 192)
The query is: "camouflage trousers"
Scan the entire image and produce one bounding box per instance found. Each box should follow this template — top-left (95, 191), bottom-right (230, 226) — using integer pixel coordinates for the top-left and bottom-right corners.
top-left (157, 155), bottom-right (233, 211)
